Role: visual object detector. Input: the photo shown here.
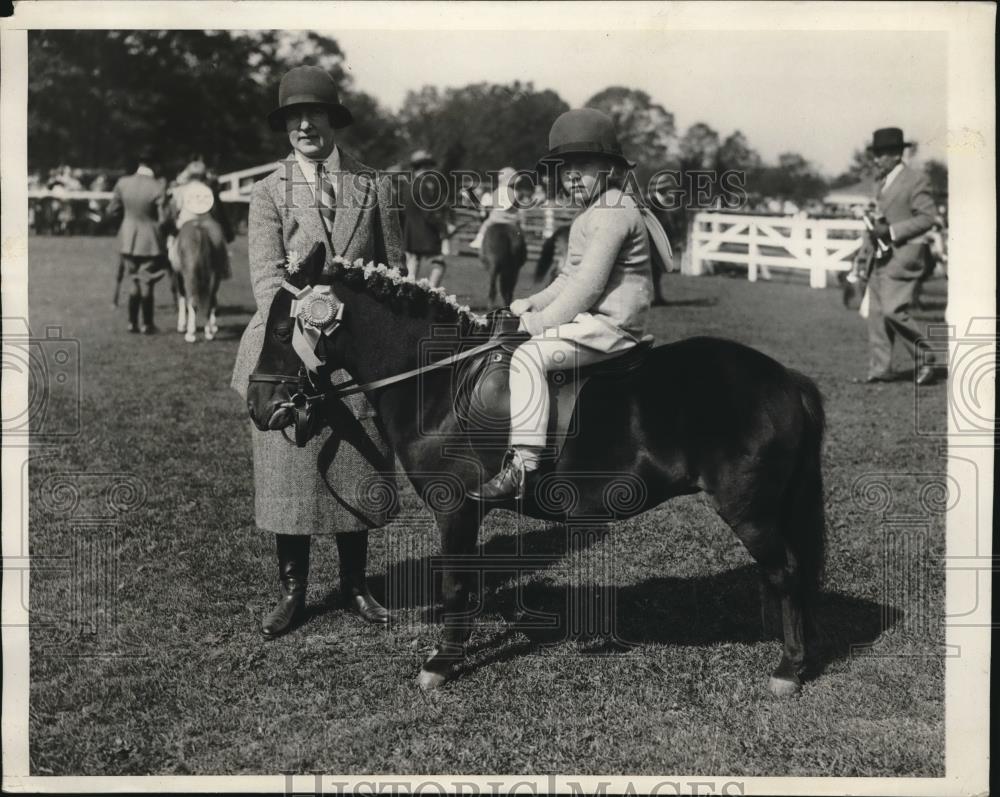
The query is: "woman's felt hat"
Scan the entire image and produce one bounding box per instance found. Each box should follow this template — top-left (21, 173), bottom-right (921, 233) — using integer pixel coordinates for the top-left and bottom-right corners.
top-left (537, 108), bottom-right (636, 170)
top-left (267, 66), bottom-right (353, 132)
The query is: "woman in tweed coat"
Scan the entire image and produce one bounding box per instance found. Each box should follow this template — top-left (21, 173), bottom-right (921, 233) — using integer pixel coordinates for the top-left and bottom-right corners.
top-left (231, 66), bottom-right (404, 638)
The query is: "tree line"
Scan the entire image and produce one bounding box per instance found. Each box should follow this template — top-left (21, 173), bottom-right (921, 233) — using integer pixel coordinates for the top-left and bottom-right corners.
top-left (28, 30), bottom-right (946, 206)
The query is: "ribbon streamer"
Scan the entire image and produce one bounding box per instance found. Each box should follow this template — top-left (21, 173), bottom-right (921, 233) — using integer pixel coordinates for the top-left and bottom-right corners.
top-left (284, 282), bottom-right (342, 372)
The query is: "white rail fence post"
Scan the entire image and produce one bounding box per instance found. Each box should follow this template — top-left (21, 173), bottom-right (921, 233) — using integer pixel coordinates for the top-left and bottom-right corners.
top-left (686, 211), bottom-right (865, 288)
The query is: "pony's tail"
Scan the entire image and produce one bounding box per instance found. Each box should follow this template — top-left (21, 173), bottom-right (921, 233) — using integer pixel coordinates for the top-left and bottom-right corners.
top-left (784, 369), bottom-right (827, 602)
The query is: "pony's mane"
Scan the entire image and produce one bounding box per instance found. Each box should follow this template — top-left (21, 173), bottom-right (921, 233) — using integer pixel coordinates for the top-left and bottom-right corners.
top-left (322, 256), bottom-right (489, 333)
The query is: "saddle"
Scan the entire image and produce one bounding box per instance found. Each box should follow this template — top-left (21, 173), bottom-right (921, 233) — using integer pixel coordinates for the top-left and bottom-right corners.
top-left (455, 311), bottom-right (653, 457)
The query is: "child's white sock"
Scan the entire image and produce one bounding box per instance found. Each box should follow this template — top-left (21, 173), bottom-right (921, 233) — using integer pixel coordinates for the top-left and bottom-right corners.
top-left (513, 445), bottom-right (543, 472)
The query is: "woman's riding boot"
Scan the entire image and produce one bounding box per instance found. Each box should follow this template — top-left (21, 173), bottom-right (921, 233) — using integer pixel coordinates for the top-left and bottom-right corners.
top-left (336, 531), bottom-right (389, 625)
top-left (261, 534), bottom-right (310, 638)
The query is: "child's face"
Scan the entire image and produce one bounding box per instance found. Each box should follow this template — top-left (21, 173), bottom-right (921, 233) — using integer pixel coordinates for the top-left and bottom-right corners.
top-left (560, 156), bottom-right (609, 203)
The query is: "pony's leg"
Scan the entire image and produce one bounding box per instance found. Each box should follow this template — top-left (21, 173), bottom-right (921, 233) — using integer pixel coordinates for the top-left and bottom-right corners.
top-left (205, 306), bottom-right (218, 340)
top-left (184, 296), bottom-right (197, 343)
top-left (487, 266), bottom-right (500, 310)
top-left (731, 517), bottom-right (806, 697)
top-left (175, 273), bottom-right (187, 333)
top-left (419, 504), bottom-right (481, 690)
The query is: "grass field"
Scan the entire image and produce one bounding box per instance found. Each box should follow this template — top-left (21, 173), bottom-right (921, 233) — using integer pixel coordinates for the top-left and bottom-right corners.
top-left (26, 234), bottom-right (948, 777)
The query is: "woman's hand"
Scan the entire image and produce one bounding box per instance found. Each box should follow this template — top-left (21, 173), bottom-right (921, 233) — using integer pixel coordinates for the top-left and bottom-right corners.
top-left (509, 298), bottom-right (532, 316)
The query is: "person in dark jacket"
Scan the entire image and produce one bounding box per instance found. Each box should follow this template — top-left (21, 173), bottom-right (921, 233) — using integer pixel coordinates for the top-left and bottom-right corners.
top-left (402, 149), bottom-right (450, 287)
top-left (106, 147), bottom-right (169, 333)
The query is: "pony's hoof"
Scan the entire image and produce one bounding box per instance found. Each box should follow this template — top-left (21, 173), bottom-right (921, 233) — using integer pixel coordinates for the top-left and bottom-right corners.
top-left (768, 674), bottom-right (802, 698)
top-left (176, 324), bottom-right (186, 333)
top-left (184, 333), bottom-right (197, 344)
top-left (417, 668), bottom-right (448, 690)
top-left (204, 331), bottom-right (215, 341)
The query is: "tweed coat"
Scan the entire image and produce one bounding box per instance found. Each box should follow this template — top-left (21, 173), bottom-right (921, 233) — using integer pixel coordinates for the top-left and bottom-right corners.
top-left (106, 172), bottom-right (168, 257)
top-left (231, 149), bottom-right (404, 534)
top-left (875, 164), bottom-right (936, 280)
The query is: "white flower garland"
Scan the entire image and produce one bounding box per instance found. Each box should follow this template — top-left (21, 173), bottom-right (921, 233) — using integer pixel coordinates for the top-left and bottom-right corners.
top-left (328, 255), bottom-right (488, 329)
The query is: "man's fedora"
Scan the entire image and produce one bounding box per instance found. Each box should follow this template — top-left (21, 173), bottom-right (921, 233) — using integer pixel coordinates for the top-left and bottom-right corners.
top-left (267, 66), bottom-right (353, 132)
top-left (537, 108), bottom-right (636, 171)
top-left (869, 127), bottom-right (914, 154)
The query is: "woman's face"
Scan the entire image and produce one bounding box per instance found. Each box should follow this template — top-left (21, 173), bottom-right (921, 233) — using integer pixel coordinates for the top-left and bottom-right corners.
top-left (285, 104), bottom-right (336, 160)
top-left (560, 156), bottom-right (610, 203)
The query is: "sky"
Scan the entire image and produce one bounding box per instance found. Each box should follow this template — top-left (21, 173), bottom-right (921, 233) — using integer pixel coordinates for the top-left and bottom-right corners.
top-left (332, 28), bottom-right (947, 176)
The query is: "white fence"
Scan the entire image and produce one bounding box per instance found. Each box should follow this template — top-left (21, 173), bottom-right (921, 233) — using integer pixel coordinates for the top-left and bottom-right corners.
top-left (688, 211), bottom-right (866, 288)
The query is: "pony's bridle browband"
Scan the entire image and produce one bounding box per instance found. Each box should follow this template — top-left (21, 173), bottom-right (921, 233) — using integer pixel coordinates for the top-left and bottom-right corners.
top-left (249, 280), bottom-right (503, 447)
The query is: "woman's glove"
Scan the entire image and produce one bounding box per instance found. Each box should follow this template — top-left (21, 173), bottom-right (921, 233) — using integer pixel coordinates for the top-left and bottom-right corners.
top-left (509, 298), bottom-right (532, 316)
top-left (518, 311), bottom-right (546, 336)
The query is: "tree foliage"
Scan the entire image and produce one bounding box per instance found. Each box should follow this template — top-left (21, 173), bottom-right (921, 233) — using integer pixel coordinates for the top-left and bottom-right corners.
top-left (584, 86), bottom-right (676, 185)
top-left (28, 29), bottom-right (902, 212)
top-left (397, 81), bottom-right (569, 174)
top-left (27, 30), bottom-right (391, 175)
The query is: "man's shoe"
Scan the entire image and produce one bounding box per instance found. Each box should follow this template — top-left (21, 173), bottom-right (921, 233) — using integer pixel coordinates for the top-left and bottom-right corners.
top-left (468, 449), bottom-right (526, 503)
top-left (344, 586), bottom-right (390, 625)
top-left (140, 324), bottom-right (159, 335)
top-left (261, 534), bottom-right (310, 639)
top-left (916, 364), bottom-right (939, 386)
top-left (126, 323), bottom-right (139, 334)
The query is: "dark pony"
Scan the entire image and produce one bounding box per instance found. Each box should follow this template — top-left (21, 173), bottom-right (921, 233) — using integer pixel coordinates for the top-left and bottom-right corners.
top-left (480, 223), bottom-right (526, 309)
top-left (247, 244), bottom-right (827, 697)
top-left (534, 224), bottom-right (570, 286)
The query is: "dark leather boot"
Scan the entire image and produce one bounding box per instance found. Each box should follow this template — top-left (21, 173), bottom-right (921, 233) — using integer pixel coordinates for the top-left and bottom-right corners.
top-left (261, 534), bottom-right (310, 639)
top-left (336, 531), bottom-right (388, 625)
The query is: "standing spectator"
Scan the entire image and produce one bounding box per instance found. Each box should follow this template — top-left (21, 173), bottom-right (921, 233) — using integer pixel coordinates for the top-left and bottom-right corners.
top-left (402, 149), bottom-right (450, 287)
top-left (860, 127), bottom-right (940, 385)
top-left (231, 65), bottom-right (404, 639)
top-left (106, 146), bottom-right (169, 333)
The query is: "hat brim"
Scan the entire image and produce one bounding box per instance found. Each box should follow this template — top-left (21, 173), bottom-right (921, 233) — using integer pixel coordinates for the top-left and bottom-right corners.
top-left (410, 157), bottom-right (436, 168)
top-left (536, 144), bottom-right (636, 172)
top-left (867, 141), bottom-right (914, 154)
top-left (267, 102), bottom-right (354, 132)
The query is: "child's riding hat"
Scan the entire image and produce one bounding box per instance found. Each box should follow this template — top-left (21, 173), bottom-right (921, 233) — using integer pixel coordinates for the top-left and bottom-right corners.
top-left (537, 108), bottom-right (636, 170)
top-left (267, 66), bottom-right (354, 131)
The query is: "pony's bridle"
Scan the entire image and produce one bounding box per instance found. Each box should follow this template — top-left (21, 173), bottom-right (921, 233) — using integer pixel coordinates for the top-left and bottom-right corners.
top-left (248, 280), bottom-right (343, 448)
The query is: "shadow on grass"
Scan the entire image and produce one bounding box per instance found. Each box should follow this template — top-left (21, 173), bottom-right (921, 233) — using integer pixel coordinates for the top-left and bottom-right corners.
top-left (463, 565), bottom-right (895, 680)
top-left (316, 522), bottom-right (600, 621)
top-left (653, 296), bottom-right (719, 308)
top-left (337, 518), bottom-right (896, 681)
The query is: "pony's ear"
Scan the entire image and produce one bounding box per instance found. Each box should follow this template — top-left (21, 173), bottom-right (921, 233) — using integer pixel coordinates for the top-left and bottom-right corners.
top-left (284, 241), bottom-right (326, 289)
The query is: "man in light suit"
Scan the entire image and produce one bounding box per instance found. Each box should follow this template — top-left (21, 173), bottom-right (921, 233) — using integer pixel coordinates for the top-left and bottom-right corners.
top-left (106, 146), bottom-right (169, 333)
top-left (231, 66), bottom-right (404, 639)
top-left (862, 127), bottom-right (940, 386)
